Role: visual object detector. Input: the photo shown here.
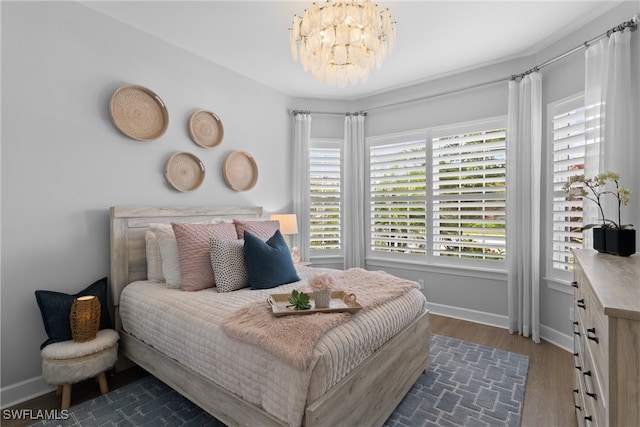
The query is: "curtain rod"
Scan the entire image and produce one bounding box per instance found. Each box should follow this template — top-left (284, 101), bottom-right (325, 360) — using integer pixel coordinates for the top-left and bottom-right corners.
top-left (513, 14), bottom-right (638, 78)
top-left (288, 109), bottom-right (366, 117)
top-left (363, 14), bottom-right (638, 114)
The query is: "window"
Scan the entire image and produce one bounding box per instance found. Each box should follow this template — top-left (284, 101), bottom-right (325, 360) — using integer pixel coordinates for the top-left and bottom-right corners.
top-left (549, 94), bottom-right (587, 277)
top-left (367, 117), bottom-right (507, 268)
top-left (432, 123), bottom-right (506, 262)
top-left (369, 135), bottom-right (427, 255)
top-left (309, 139), bottom-right (341, 254)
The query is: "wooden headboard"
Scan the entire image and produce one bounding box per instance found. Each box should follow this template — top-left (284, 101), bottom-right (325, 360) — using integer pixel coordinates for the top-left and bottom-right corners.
top-left (109, 206), bottom-right (263, 310)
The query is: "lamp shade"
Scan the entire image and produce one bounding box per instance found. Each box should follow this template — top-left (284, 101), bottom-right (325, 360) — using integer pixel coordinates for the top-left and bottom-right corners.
top-left (270, 214), bottom-right (298, 235)
top-left (70, 295), bottom-right (101, 342)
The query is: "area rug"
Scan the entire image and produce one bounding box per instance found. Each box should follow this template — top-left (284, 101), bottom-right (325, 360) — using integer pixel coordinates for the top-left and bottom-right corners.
top-left (32, 334), bottom-right (528, 427)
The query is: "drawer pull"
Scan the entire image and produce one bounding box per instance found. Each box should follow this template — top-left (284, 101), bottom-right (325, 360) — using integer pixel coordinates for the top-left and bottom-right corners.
top-left (573, 353), bottom-right (582, 371)
top-left (572, 388), bottom-right (581, 410)
top-left (571, 281), bottom-right (579, 288)
top-left (586, 328), bottom-right (599, 344)
top-left (583, 371), bottom-right (598, 401)
top-left (577, 299), bottom-right (586, 309)
top-left (573, 321), bottom-right (581, 336)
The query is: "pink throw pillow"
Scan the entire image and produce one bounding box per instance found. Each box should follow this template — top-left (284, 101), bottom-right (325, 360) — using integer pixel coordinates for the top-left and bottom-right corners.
top-left (172, 222), bottom-right (237, 291)
top-left (233, 219), bottom-right (280, 240)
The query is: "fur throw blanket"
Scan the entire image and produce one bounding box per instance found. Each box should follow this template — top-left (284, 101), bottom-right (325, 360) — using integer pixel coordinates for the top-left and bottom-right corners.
top-left (220, 268), bottom-right (420, 370)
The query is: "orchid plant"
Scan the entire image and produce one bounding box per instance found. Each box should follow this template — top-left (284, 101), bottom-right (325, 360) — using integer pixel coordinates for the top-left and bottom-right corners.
top-left (563, 171), bottom-right (633, 230)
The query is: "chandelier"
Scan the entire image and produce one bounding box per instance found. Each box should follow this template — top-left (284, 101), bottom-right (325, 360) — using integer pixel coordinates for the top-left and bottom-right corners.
top-left (289, 0), bottom-right (396, 87)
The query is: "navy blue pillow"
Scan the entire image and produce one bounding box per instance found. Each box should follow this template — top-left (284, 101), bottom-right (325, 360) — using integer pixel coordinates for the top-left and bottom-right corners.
top-left (244, 230), bottom-right (300, 290)
top-left (35, 277), bottom-right (112, 349)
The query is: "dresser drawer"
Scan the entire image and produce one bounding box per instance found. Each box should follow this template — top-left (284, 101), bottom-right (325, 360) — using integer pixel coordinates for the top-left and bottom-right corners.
top-left (582, 283), bottom-right (609, 396)
top-left (585, 310), bottom-right (608, 396)
top-left (574, 368), bottom-right (588, 427)
top-left (582, 345), bottom-right (606, 426)
top-left (573, 270), bottom-right (588, 310)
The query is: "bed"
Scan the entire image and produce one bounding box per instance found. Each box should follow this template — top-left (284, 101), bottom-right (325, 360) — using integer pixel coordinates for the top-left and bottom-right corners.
top-left (110, 206), bottom-right (430, 427)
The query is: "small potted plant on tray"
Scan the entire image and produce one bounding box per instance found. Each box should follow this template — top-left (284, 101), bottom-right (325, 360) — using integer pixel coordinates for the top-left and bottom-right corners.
top-left (310, 273), bottom-right (335, 308)
top-left (564, 172), bottom-right (635, 256)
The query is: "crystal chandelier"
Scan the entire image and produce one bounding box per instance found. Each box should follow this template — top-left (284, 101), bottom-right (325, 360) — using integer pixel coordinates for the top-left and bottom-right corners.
top-left (289, 0), bottom-right (396, 87)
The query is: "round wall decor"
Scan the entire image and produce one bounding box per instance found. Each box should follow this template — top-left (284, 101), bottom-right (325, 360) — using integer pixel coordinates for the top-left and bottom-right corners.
top-left (109, 84), bottom-right (169, 141)
top-left (165, 152), bottom-right (205, 192)
top-left (223, 151), bottom-right (258, 192)
top-left (188, 110), bottom-right (224, 148)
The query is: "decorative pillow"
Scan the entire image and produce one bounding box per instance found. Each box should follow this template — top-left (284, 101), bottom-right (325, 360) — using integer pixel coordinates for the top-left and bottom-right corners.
top-left (145, 231), bottom-right (164, 282)
top-left (172, 222), bottom-right (237, 291)
top-left (147, 220), bottom-right (219, 286)
top-left (243, 230), bottom-right (300, 290)
top-left (151, 224), bottom-right (183, 289)
top-left (35, 277), bottom-right (112, 349)
top-left (233, 219), bottom-right (280, 240)
top-left (209, 238), bottom-right (249, 292)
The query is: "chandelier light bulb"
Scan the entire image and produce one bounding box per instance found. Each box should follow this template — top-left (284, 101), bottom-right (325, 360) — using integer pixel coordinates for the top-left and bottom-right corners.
top-left (289, 0), bottom-right (396, 87)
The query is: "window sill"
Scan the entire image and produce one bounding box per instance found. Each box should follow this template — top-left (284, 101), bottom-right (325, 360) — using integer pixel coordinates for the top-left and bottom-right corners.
top-left (365, 257), bottom-right (507, 281)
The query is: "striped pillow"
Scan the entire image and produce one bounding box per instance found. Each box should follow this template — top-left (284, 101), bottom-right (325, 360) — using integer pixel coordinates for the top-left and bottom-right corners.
top-left (233, 219), bottom-right (280, 240)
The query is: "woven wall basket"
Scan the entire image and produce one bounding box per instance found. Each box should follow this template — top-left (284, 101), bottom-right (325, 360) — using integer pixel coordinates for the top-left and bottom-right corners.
top-left (165, 152), bottom-right (206, 192)
top-left (189, 110), bottom-right (224, 148)
top-left (223, 151), bottom-right (258, 192)
top-left (109, 84), bottom-right (169, 141)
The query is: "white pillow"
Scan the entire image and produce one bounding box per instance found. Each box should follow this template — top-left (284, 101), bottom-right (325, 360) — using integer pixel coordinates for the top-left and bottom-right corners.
top-left (150, 224), bottom-right (182, 289)
top-left (145, 231), bottom-right (164, 282)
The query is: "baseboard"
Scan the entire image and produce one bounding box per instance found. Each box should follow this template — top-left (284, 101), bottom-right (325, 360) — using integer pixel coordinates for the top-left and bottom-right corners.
top-left (0, 376), bottom-right (55, 410)
top-left (539, 324), bottom-right (573, 353)
top-left (427, 302), bottom-right (573, 353)
top-left (427, 301), bottom-right (509, 329)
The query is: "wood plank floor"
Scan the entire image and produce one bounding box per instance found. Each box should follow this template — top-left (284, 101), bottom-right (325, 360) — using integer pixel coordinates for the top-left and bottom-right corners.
top-left (3, 314), bottom-right (575, 427)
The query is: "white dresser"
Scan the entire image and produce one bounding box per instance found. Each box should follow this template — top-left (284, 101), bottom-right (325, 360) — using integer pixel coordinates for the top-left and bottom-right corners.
top-left (572, 249), bottom-right (640, 426)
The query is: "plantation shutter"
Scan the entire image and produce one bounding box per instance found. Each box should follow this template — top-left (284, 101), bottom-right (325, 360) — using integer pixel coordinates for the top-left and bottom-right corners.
top-left (369, 138), bottom-right (427, 255)
top-left (431, 124), bottom-right (507, 261)
top-left (550, 95), bottom-right (587, 273)
top-left (309, 140), bottom-right (341, 253)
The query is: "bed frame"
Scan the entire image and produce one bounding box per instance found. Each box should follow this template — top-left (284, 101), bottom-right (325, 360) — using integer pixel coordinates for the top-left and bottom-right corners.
top-left (110, 206), bottom-right (430, 427)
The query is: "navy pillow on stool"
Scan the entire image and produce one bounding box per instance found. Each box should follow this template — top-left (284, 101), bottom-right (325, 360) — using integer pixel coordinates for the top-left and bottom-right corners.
top-left (35, 277), bottom-right (112, 349)
top-left (243, 230), bottom-right (300, 290)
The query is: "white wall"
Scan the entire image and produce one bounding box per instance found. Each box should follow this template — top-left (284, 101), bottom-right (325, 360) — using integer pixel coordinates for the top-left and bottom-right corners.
top-left (1, 1), bottom-right (294, 406)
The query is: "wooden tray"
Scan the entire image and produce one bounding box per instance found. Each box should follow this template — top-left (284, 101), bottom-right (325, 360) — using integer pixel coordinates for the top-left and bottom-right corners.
top-left (268, 291), bottom-right (361, 317)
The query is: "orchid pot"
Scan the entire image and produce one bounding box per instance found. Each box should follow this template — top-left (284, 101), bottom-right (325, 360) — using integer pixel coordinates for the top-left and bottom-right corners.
top-left (604, 228), bottom-right (636, 257)
top-left (592, 227), bottom-right (607, 253)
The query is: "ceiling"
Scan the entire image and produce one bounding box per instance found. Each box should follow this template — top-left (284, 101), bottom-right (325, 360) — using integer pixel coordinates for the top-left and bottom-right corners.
top-left (80, 1), bottom-right (623, 101)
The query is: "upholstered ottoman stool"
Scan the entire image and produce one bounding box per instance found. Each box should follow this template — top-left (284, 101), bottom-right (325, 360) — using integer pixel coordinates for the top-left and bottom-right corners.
top-left (41, 329), bottom-right (119, 409)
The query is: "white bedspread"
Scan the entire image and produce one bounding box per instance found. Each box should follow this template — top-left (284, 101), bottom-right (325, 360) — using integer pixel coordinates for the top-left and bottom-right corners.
top-left (119, 266), bottom-right (426, 426)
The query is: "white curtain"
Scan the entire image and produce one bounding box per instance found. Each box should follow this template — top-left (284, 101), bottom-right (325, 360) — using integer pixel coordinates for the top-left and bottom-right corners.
top-left (584, 29), bottom-right (638, 237)
top-left (292, 113), bottom-right (312, 263)
top-left (343, 114), bottom-right (366, 269)
top-left (506, 73), bottom-right (542, 343)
